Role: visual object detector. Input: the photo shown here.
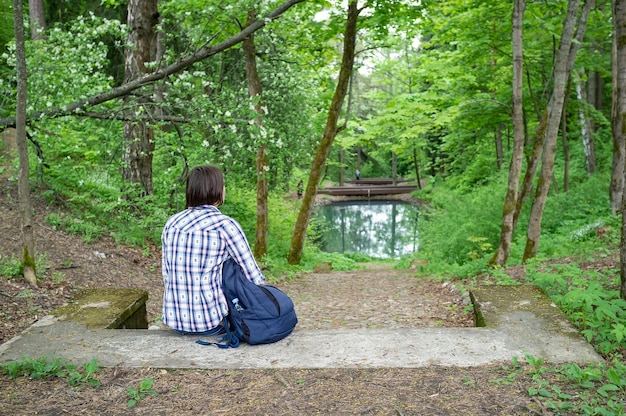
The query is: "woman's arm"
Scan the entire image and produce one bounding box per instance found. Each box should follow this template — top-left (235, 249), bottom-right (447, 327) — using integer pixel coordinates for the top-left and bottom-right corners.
top-left (221, 217), bottom-right (265, 285)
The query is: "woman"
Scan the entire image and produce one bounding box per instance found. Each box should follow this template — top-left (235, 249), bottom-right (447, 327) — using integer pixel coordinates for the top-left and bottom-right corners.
top-left (161, 165), bottom-right (265, 335)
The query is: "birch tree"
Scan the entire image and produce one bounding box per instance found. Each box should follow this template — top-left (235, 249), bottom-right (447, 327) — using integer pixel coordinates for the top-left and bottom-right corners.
top-left (574, 70), bottom-right (597, 173)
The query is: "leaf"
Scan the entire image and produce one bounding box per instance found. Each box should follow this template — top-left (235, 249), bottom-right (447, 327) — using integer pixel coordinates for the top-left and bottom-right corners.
top-left (83, 358), bottom-right (99, 376)
top-left (605, 368), bottom-right (624, 386)
top-left (538, 388), bottom-right (553, 398)
top-left (610, 323), bottom-right (625, 343)
top-left (597, 384), bottom-right (619, 398)
top-left (581, 381), bottom-right (596, 389)
top-left (140, 377), bottom-right (154, 391)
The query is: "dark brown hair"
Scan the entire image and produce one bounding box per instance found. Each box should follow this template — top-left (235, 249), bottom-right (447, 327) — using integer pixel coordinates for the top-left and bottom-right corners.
top-left (185, 165), bottom-right (225, 208)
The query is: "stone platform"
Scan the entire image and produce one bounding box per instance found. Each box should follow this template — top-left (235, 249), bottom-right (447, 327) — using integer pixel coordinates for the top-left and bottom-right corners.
top-left (0, 285), bottom-right (603, 369)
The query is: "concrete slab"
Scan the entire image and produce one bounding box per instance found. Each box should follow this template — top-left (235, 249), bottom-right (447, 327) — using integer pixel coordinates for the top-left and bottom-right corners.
top-left (0, 313), bottom-right (602, 369)
top-left (0, 284), bottom-right (604, 369)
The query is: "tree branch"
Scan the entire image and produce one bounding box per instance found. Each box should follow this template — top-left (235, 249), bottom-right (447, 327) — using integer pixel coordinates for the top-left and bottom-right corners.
top-left (0, 0), bottom-right (306, 129)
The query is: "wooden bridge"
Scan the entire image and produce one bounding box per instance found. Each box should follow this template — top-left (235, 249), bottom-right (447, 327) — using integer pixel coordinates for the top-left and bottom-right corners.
top-left (317, 178), bottom-right (418, 197)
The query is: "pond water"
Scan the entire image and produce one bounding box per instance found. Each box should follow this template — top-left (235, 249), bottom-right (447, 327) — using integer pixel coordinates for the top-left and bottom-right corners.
top-left (314, 200), bottom-right (419, 259)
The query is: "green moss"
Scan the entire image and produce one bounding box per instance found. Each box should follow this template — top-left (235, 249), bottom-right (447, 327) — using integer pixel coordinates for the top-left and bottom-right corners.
top-left (470, 285), bottom-right (587, 341)
top-left (22, 246), bottom-right (36, 272)
top-left (52, 288), bottom-right (148, 329)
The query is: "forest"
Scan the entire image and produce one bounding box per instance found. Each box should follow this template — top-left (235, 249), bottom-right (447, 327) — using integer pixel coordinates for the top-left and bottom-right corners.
top-left (1, 0), bottom-right (626, 412)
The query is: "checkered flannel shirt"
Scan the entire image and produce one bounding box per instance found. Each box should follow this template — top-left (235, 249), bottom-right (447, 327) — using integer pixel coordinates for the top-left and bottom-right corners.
top-left (161, 205), bottom-right (265, 333)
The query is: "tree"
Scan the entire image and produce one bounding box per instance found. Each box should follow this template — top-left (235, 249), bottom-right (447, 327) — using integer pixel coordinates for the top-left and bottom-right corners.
top-left (574, 69), bottom-right (597, 174)
top-left (288, 0), bottom-right (360, 265)
top-left (0, 0), bottom-right (306, 131)
top-left (523, 0), bottom-right (595, 262)
top-left (0, 0), bottom-right (307, 206)
top-left (242, 9), bottom-right (269, 259)
top-left (615, 0), bottom-right (626, 300)
top-left (612, 0), bottom-right (625, 216)
top-left (122, 0), bottom-right (159, 196)
top-left (28, 0), bottom-right (46, 40)
top-left (490, 0), bottom-right (525, 266)
top-left (13, 0), bottom-right (37, 286)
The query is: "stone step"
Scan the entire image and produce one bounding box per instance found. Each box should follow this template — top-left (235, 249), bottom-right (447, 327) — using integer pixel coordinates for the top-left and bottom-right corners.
top-left (0, 285), bottom-right (603, 368)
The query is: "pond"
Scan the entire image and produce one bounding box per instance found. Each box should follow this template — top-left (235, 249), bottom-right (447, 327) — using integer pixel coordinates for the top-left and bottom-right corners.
top-left (314, 200), bottom-right (419, 259)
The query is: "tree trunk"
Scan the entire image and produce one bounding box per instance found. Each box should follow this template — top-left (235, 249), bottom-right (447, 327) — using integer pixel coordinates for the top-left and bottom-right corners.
top-left (575, 71), bottom-right (597, 173)
top-left (562, 80), bottom-right (571, 193)
top-left (122, 0), bottom-right (159, 195)
top-left (287, 0), bottom-right (359, 265)
top-left (523, 0), bottom-right (594, 262)
top-left (243, 10), bottom-right (269, 260)
top-left (392, 151), bottom-right (397, 185)
top-left (491, 0), bottom-right (526, 267)
top-left (28, 0), bottom-right (45, 40)
top-left (589, 0), bottom-right (606, 127)
top-left (13, 0), bottom-right (37, 286)
top-left (614, 0), bottom-right (626, 300)
top-left (611, 0), bottom-right (625, 215)
top-left (413, 147), bottom-right (422, 190)
top-left (495, 126), bottom-right (504, 171)
top-left (339, 148), bottom-right (345, 186)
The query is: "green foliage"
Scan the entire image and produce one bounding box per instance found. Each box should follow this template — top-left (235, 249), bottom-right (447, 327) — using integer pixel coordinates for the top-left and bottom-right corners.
top-left (1, 357), bottom-right (101, 387)
top-left (541, 174), bottom-right (613, 236)
top-left (525, 263), bottom-right (626, 356)
top-left (416, 180), bottom-right (504, 267)
top-left (0, 254), bottom-right (49, 281)
top-left (300, 248), bottom-right (362, 272)
top-left (517, 355), bottom-right (626, 415)
top-left (126, 377), bottom-right (158, 408)
top-left (0, 255), bottom-right (23, 279)
top-left (1, 13), bottom-right (124, 115)
top-left (415, 168), bottom-right (618, 277)
top-left (0, 0), bottom-right (12, 49)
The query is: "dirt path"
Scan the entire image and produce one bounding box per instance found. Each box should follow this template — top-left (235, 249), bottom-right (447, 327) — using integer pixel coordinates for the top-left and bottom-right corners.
top-left (281, 267), bottom-right (474, 330)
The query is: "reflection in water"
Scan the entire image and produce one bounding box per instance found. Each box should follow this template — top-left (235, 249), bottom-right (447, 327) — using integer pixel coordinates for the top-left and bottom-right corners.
top-left (315, 200), bottom-right (419, 259)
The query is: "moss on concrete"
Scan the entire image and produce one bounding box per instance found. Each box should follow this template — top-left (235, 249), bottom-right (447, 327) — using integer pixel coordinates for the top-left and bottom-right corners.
top-left (470, 285), bottom-right (580, 339)
top-left (52, 288), bottom-right (148, 329)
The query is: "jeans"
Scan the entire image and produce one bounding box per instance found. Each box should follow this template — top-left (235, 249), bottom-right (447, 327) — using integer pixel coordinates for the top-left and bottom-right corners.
top-left (175, 323), bottom-right (225, 336)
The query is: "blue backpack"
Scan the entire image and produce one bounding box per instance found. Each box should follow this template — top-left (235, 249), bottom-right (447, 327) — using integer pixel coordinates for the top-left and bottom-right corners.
top-left (197, 258), bottom-right (297, 348)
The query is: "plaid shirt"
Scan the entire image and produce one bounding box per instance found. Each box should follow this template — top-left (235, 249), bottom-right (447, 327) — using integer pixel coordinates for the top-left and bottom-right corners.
top-left (161, 205), bottom-right (265, 333)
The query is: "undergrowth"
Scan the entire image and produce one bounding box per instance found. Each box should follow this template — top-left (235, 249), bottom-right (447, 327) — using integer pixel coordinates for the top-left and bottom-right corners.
top-left (1, 357), bottom-right (101, 387)
top-left (519, 261), bottom-right (626, 414)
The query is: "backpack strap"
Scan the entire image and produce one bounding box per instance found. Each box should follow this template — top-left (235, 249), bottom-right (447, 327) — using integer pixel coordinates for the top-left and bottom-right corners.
top-left (195, 318), bottom-right (240, 349)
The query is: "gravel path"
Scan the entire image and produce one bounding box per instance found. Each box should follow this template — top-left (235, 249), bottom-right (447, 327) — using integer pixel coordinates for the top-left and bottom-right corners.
top-left (279, 266), bottom-right (474, 330)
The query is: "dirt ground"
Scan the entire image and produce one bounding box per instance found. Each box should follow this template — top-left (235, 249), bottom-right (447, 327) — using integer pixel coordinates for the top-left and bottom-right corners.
top-left (0, 180), bottom-right (608, 415)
